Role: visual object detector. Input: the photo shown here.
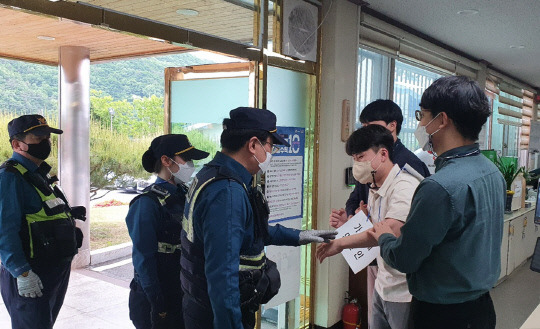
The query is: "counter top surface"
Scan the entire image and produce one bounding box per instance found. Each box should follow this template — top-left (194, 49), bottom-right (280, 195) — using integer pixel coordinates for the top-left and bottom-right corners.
top-left (504, 207), bottom-right (536, 222)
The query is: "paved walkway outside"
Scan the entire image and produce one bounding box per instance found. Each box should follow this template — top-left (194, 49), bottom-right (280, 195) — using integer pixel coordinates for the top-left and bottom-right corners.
top-left (0, 269), bottom-right (133, 329)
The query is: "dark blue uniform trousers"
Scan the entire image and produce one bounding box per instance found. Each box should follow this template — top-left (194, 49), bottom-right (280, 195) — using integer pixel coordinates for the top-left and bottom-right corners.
top-left (129, 279), bottom-right (184, 329)
top-left (0, 262), bottom-right (71, 329)
top-left (182, 294), bottom-right (256, 329)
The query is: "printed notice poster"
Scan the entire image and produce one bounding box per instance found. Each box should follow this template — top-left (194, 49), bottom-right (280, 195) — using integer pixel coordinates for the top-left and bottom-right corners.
top-left (264, 127), bottom-right (305, 308)
top-left (336, 212), bottom-right (379, 274)
top-left (265, 127), bottom-right (305, 223)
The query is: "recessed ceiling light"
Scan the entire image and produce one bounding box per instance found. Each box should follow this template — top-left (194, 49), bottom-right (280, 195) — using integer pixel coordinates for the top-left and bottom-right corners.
top-left (48, 0), bottom-right (61, 2)
top-left (457, 9), bottom-right (479, 15)
top-left (37, 36), bottom-right (56, 41)
top-left (176, 9), bottom-right (199, 16)
top-left (509, 45), bottom-right (525, 49)
top-left (148, 37), bottom-right (166, 42)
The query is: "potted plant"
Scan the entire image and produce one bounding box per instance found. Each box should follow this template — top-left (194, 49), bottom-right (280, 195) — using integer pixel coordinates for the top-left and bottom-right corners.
top-left (494, 156), bottom-right (524, 213)
top-left (523, 168), bottom-right (539, 187)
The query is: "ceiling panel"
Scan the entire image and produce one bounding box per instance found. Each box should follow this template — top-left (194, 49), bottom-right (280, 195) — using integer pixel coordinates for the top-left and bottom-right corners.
top-left (364, 0), bottom-right (540, 88)
top-left (72, 0), bottom-right (259, 44)
top-left (0, 6), bottom-right (188, 65)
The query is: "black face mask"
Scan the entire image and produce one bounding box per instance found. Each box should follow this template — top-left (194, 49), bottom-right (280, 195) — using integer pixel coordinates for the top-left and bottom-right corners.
top-left (21, 139), bottom-right (51, 160)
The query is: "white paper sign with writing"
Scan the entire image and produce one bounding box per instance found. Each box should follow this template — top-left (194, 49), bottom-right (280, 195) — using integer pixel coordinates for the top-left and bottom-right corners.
top-left (336, 211), bottom-right (379, 274)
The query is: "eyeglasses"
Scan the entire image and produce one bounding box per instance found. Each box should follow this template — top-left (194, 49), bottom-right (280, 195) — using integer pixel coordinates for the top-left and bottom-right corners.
top-left (261, 141), bottom-right (281, 154)
top-left (415, 110), bottom-right (424, 121)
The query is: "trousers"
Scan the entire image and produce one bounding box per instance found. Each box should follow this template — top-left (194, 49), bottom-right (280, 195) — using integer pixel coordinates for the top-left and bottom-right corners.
top-left (129, 279), bottom-right (184, 329)
top-left (0, 262), bottom-right (71, 329)
top-left (410, 292), bottom-right (496, 329)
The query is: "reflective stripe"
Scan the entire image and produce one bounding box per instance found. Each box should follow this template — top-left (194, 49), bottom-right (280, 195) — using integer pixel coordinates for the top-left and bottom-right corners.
top-left (157, 195), bottom-right (167, 206)
top-left (45, 197), bottom-right (65, 209)
top-left (10, 163), bottom-right (70, 258)
top-left (183, 177), bottom-right (218, 243)
top-left (239, 251), bottom-right (266, 271)
top-left (157, 242), bottom-right (181, 253)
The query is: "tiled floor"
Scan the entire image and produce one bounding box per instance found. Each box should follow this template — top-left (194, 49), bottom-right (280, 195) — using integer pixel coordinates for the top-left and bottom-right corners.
top-left (492, 260), bottom-right (540, 329)
top-left (0, 260), bottom-right (539, 328)
top-left (0, 269), bottom-right (132, 329)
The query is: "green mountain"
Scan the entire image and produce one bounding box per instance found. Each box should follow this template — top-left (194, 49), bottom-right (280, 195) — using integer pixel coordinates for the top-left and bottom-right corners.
top-left (0, 52), bottom-right (215, 115)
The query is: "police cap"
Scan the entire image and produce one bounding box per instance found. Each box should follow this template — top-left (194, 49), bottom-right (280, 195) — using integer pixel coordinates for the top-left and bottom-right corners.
top-left (142, 134), bottom-right (209, 173)
top-left (8, 114), bottom-right (63, 139)
top-left (223, 107), bottom-right (290, 146)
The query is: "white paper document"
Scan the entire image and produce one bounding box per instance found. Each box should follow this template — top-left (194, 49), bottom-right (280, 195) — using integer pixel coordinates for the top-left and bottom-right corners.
top-left (335, 212), bottom-right (379, 274)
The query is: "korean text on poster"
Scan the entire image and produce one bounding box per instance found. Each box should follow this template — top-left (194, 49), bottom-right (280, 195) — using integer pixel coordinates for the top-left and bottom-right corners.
top-left (266, 127), bottom-right (305, 223)
top-left (336, 212), bottom-right (379, 274)
top-left (264, 127), bottom-right (305, 308)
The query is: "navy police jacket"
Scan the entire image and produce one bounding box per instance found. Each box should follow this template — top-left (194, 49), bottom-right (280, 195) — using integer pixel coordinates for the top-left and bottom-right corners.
top-left (181, 152), bottom-right (300, 329)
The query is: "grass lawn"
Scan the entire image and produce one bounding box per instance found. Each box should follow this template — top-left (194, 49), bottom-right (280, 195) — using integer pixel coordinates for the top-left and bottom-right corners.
top-left (90, 205), bottom-right (131, 250)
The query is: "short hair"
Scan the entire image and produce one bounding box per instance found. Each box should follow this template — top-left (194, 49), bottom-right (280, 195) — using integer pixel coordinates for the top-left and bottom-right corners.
top-left (220, 123), bottom-right (272, 153)
top-left (10, 132), bottom-right (29, 142)
top-left (9, 132), bottom-right (29, 145)
top-left (419, 76), bottom-right (491, 141)
top-left (345, 124), bottom-right (394, 162)
top-left (359, 99), bottom-right (404, 135)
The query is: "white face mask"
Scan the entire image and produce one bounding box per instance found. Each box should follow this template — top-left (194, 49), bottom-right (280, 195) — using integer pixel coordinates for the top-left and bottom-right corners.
top-left (254, 141), bottom-right (273, 174)
top-left (167, 159), bottom-right (195, 184)
top-left (352, 153), bottom-right (382, 186)
top-left (414, 113), bottom-right (441, 153)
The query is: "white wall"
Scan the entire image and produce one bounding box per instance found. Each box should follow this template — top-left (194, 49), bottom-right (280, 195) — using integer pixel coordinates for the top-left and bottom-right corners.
top-left (314, 0), bottom-right (360, 327)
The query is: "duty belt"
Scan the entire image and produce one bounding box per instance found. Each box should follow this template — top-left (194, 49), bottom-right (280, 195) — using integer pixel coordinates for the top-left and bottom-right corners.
top-left (239, 251), bottom-right (266, 271)
top-left (157, 242), bottom-right (181, 254)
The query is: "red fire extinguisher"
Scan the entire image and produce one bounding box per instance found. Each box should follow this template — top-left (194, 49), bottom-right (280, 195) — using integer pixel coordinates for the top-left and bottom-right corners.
top-left (343, 292), bottom-right (361, 329)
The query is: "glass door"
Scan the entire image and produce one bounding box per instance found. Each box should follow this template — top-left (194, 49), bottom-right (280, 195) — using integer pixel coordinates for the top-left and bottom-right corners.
top-left (165, 62), bottom-right (256, 171)
top-left (261, 66), bottom-right (316, 329)
top-left (166, 62), bottom-right (317, 329)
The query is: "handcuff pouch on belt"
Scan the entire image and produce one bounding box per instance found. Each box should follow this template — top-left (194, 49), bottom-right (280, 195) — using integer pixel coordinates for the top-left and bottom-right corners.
top-left (239, 257), bottom-right (281, 313)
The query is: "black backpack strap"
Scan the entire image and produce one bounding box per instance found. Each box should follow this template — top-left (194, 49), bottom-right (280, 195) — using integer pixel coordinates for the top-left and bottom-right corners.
top-left (1, 160), bottom-right (53, 196)
top-left (200, 165), bottom-right (268, 240)
top-left (0, 160), bottom-right (20, 174)
top-left (129, 184), bottom-right (170, 207)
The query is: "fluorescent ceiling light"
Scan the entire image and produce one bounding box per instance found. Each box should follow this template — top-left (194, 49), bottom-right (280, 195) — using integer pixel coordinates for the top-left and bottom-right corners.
top-left (509, 45), bottom-right (525, 49)
top-left (176, 9), bottom-right (199, 16)
top-left (457, 9), bottom-right (479, 15)
top-left (37, 36), bottom-right (55, 41)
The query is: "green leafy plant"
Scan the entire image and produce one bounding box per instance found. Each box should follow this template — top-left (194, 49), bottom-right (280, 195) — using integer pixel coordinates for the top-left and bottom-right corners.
top-left (494, 156), bottom-right (524, 191)
top-left (523, 168), bottom-right (539, 186)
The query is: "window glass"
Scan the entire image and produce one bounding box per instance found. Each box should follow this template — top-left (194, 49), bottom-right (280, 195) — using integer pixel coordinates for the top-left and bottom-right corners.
top-left (356, 48), bottom-right (390, 129)
top-left (263, 66), bottom-right (316, 329)
top-left (393, 60), bottom-right (442, 151)
top-left (492, 92), bottom-right (521, 157)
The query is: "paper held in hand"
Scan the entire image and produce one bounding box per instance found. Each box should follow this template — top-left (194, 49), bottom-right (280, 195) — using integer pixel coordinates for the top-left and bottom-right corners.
top-left (335, 211), bottom-right (379, 274)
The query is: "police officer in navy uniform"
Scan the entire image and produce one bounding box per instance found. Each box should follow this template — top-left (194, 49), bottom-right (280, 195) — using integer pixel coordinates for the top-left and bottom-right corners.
top-left (0, 114), bottom-right (85, 329)
top-left (127, 134), bottom-right (209, 329)
top-left (181, 107), bottom-right (337, 329)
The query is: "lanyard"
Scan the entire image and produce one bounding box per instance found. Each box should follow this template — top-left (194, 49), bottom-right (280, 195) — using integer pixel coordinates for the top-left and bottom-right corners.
top-left (366, 201), bottom-right (382, 222)
top-left (440, 148), bottom-right (480, 160)
top-left (366, 167), bottom-right (406, 222)
top-left (437, 149), bottom-right (481, 168)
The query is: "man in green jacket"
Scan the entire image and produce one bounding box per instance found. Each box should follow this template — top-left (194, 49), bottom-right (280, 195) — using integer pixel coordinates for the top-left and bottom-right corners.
top-left (370, 76), bottom-right (505, 329)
